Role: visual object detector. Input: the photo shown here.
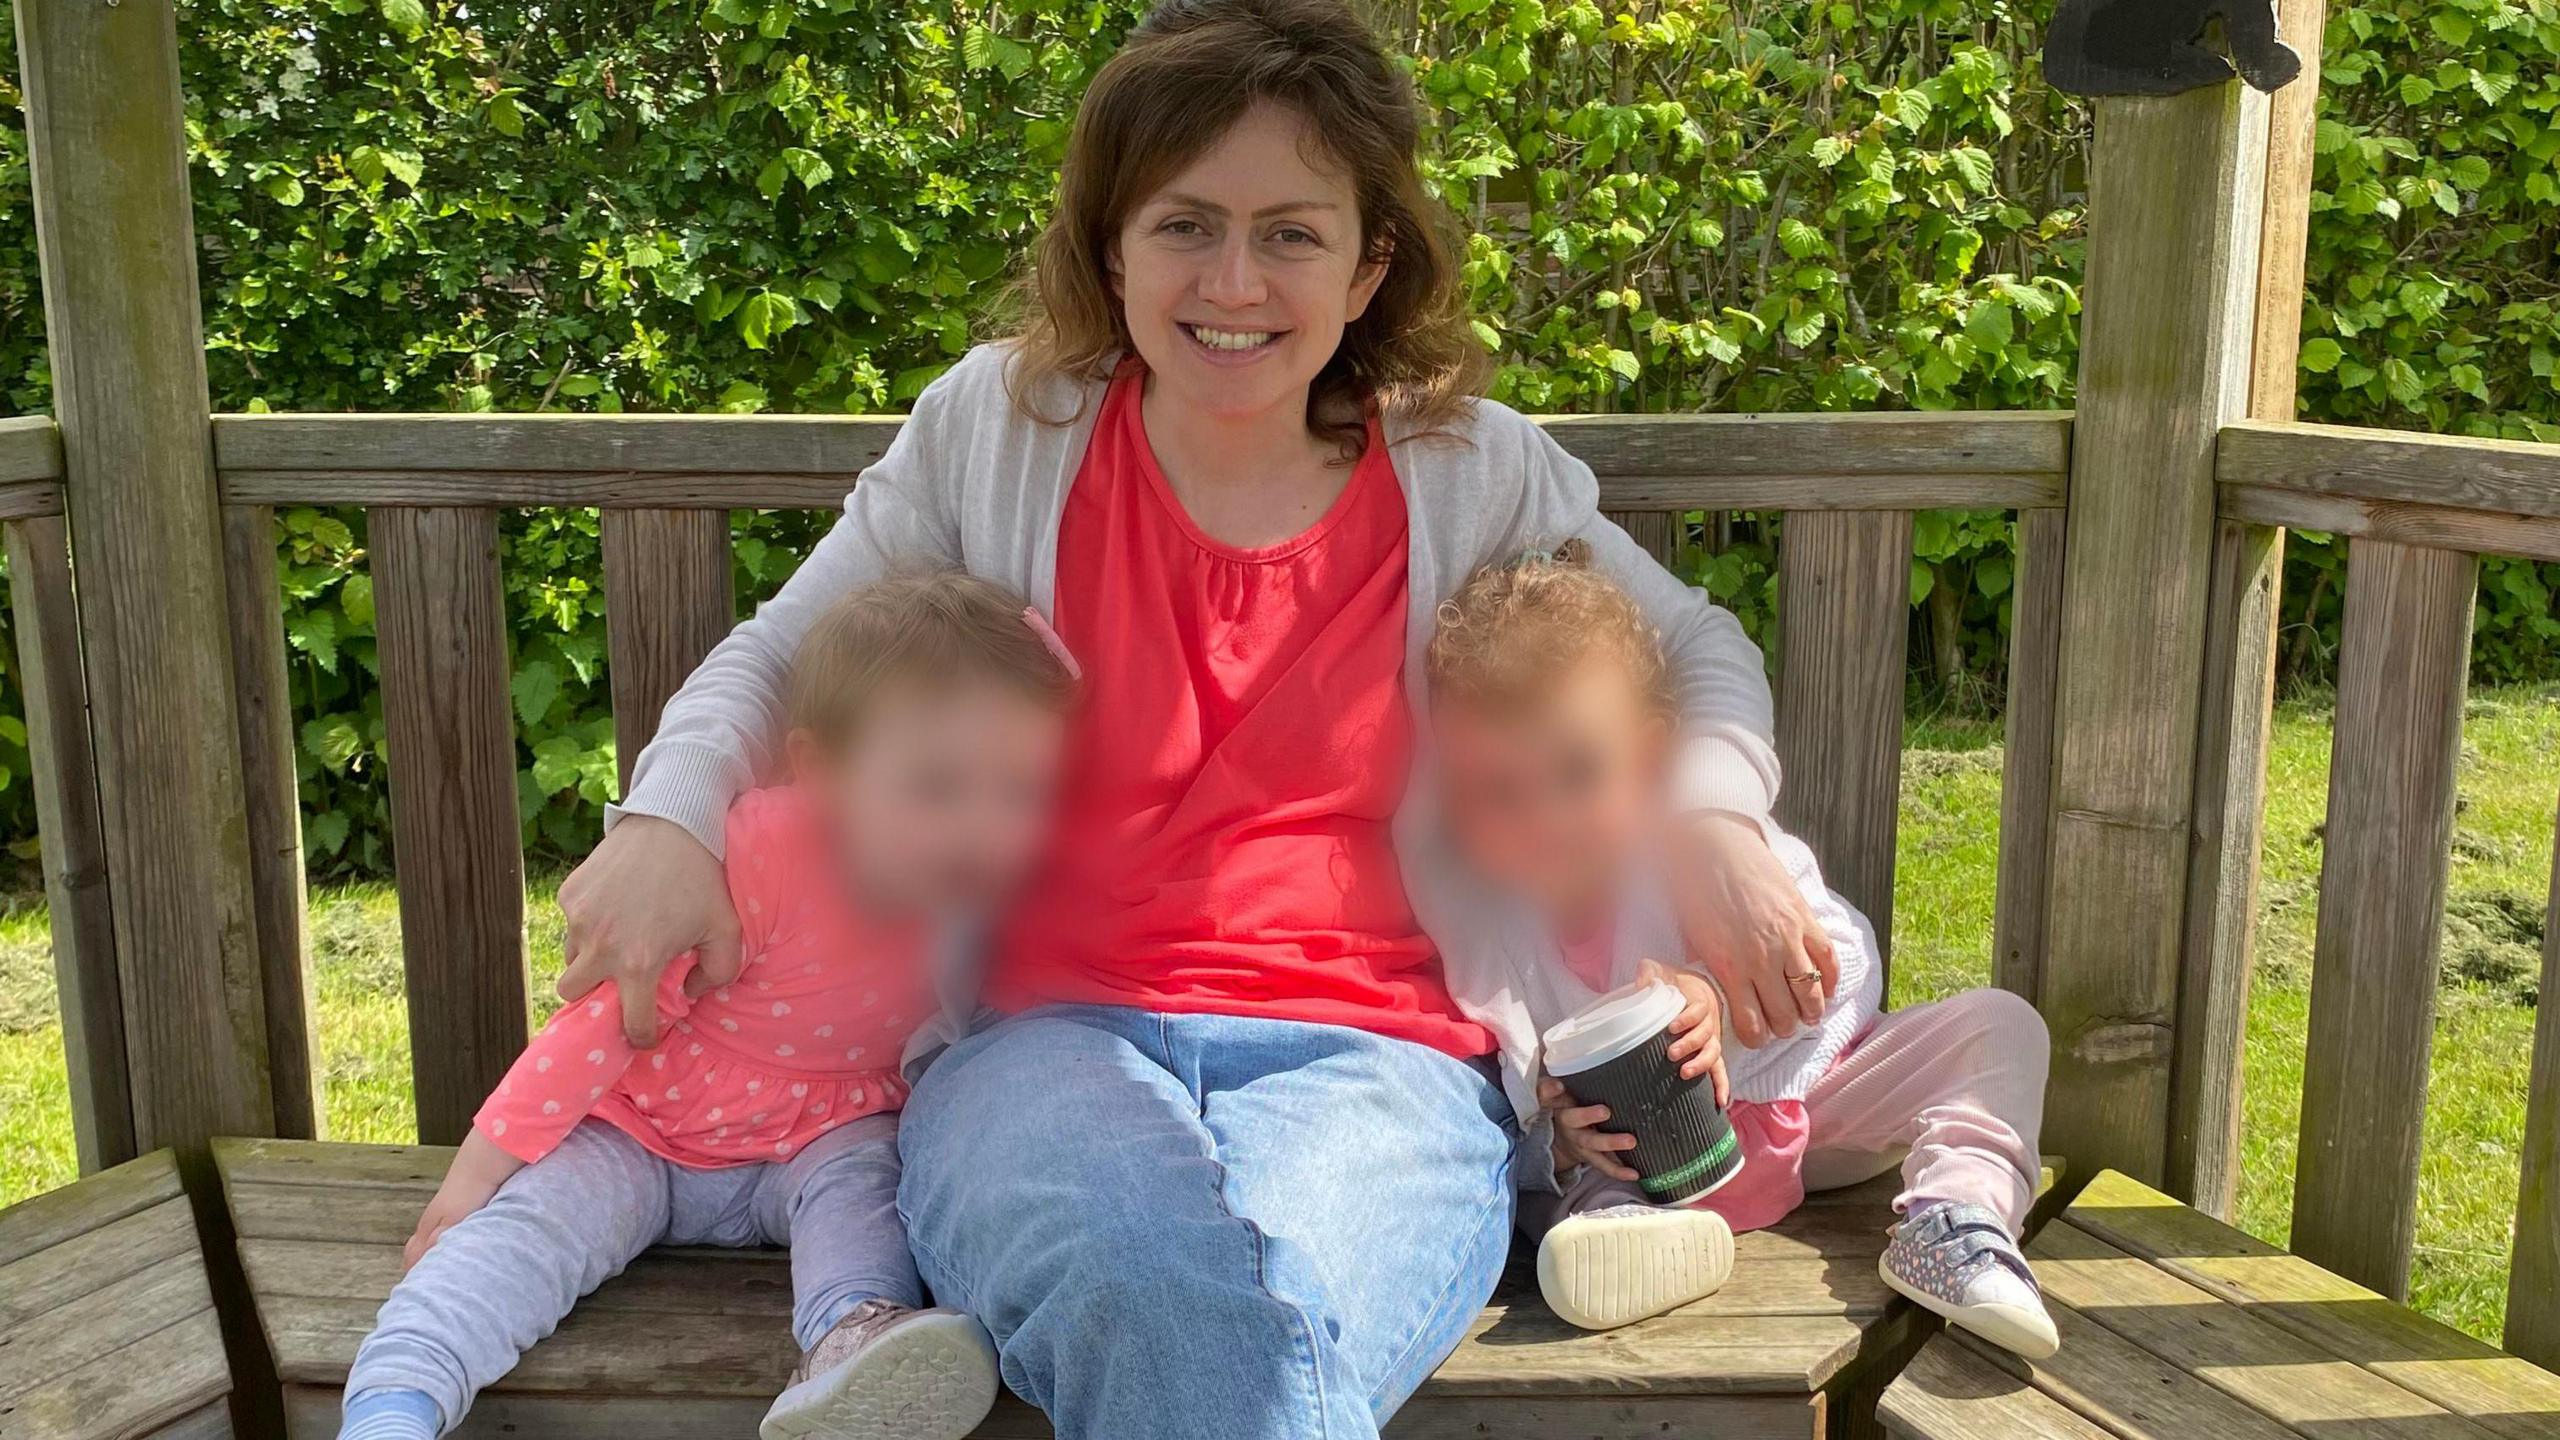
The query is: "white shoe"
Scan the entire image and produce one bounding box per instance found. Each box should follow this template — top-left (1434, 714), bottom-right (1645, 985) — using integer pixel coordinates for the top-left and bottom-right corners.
top-left (760, 1300), bottom-right (1001, 1440)
top-left (1536, 1202), bottom-right (1735, 1331)
top-left (1878, 1200), bottom-right (2061, 1360)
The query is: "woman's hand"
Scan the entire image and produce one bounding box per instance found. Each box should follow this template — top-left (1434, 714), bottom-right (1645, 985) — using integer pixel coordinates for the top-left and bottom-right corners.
top-left (1539, 1076), bottom-right (1638, 1183)
top-left (403, 1130), bottom-right (525, 1272)
top-left (1665, 812), bottom-right (1837, 1049)
top-left (1637, 958), bottom-right (1730, 1106)
top-left (555, 814), bottom-right (740, 1047)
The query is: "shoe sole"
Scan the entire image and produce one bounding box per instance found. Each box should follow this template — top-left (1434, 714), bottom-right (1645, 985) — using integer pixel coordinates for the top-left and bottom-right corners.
top-left (1537, 1207), bottom-right (1735, 1331)
top-left (759, 1310), bottom-right (1001, 1440)
top-left (1877, 1255), bottom-right (2061, 1360)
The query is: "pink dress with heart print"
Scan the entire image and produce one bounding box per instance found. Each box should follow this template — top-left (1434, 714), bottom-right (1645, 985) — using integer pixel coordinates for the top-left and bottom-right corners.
top-left (472, 785), bottom-right (931, 1168)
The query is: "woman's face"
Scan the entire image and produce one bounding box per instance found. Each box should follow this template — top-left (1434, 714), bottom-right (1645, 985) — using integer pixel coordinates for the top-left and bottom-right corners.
top-left (1111, 101), bottom-right (1387, 428)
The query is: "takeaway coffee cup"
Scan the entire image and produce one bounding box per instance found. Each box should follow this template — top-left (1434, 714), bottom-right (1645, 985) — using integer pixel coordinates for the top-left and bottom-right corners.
top-left (1543, 981), bottom-right (1744, 1205)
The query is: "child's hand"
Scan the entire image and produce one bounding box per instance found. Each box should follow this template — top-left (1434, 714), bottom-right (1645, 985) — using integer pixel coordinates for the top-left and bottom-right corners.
top-left (403, 1130), bottom-right (526, 1272)
top-left (1538, 1075), bottom-right (1639, 1183)
top-left (1640, 957), bottom-right (1731, 1108)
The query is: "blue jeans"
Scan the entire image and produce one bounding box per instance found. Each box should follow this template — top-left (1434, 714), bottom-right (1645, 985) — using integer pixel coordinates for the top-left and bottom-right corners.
top-left (897, 1006), bottom-right (1518, 1439)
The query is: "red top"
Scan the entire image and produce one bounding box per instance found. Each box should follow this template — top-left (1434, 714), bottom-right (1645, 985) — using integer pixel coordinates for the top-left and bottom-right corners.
top-left (993, 368), bottom-right (1491, 1057)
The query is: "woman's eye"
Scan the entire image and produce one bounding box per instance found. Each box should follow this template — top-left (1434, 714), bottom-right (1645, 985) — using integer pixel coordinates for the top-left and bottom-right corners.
top-left (1272, 226), bottom-right (1318, 246)
top-left (1160, 218), bottom-right (1205, 236)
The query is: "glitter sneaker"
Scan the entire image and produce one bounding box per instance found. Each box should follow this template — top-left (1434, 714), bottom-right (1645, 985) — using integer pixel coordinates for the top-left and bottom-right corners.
top-left (759, 1299), bottom-right (1001, 1440)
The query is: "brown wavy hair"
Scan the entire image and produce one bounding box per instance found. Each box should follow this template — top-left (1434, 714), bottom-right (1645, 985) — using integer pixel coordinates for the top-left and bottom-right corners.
top-left (1006, 0), bottom-right (1486, 453)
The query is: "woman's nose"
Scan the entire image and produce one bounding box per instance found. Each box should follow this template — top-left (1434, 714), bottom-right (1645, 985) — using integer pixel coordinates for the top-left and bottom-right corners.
top-left (1199, 237), bottom-right (1268, 307)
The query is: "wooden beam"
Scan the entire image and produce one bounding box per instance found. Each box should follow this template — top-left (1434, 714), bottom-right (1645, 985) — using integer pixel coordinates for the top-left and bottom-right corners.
top-left (225, 506), bottom-right (317, 1140)
top-left (15, 0), bottom-right (275, 1150)
top-left (2168, 0), bottom-right (2321, 1215)
top-left (2217, 418), bottom-right (2560, 518)
top-left (2510, 787), bottom-right (2560, 1370)
top-left (2290, 539), bottom-right (2474, 1300)
top-left (0, 415), bottom-right (62, 484)
top-left (2037, 81), bottom-right (2270, 1183)
top-left (602, 509), bottom-right (735, 794)
top-left (2219, 481), bottom-right (2560, 563)
top-left (4, 517), bottom-right (132, 1172)
top-left (371, 508), bottom-right (529, 1145)
top-left (1603, 511), bottom-right (1682, 569)
top-left (1773, 511), bottom-right (1912, 968)
top-left (1992, 508), bottom-right (2067, 1004)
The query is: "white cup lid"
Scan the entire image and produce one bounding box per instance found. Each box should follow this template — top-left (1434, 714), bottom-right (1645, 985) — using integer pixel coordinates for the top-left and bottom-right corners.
top-left (1541, 980), bottom-right (1683, 1078)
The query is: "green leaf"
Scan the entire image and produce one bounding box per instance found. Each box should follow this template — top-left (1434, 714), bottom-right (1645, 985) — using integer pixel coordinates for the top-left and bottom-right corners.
top-left (489, 94), bottom-right (525, 137)
top-left (380, 0), bottom-right (428, 39)
top-left (305, 809), bottom-right (352, 857)
top-left (756, 155), bottom-right (789, 200)
top-left (265, 174), bottom-right (306, 207)
top-left (2429, 12), bottom-right (2472, 45)
top-left (2301, 338), bottom-right (2346, 374)
top-left (286, 610), bottom-right (339, 669)
top-left (511, 661), bottom-right (563, 727)
top-left (302, 714), bottom-right (367, 772)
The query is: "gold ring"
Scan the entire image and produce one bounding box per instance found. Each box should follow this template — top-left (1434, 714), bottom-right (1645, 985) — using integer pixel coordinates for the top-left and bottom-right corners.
top-left (1786, 972), bottom-right (1824, 986)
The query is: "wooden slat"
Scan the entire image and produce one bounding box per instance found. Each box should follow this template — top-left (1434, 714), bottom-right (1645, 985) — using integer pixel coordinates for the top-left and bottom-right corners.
top-left (2218, 418), bottom-right (2560, 520)
top-left (1879, 1334), bottom-right (2117, 1440)
top-left (1992, 507), bottom-right (2065, 1003)
top-left (2065, 1170), bottom-right (2560, 1440)
top-left (1774, 510), bottom-right (1910, 965)
top-left (2166, 518), bottom-right (2283, 1216)
top-left (0, 1150), bottom-right (182, 1267)
top-left (2247, 0), bottom-right (2327, 426)
top-left (371, 507), bottom-right (529, 1144)
top-left (215, 412), bottom-right (904, 476)
top-left (602, 508), bottom-right (734, 793)
top-left (2037, 83), bottom-right (2269, 1183)
top-left (2029, 1222), bottom-right (2492, 1437)
top-left (1947, 1307), bottom-right (2298, 1440)
top-left (0, 413), bottom-right (63, 482)
top-left (2291, 539), bottom-right (2475, 1299)
top-left (2220, 481), bottom-right (2560, 564)
top-left (225, 505), bottom-right (317, 1140)
top-left (0, 478), bottom-right (65, 519)
top-left (0, 1194), bottom-right (197, 1331)
top-left (1602, 509), bottom-right (1681, 569)
top-left (2504, 789), bottom-right (2560, 1369)
top-left (0, 1308), bottom-right (230, 1440)
top-left (0, 1253), bottom-right (217, 1404)
top-left (4, 514), bottom-right (134, 1171)
top-left (17, 0), bottom-right (278, 1155)
top-left (1543, 411), bottom-right (2070, 477)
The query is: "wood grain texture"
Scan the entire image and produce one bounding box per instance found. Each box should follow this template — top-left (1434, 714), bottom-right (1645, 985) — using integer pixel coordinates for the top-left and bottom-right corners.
top-left (2037, 83), bottom-right (2269, 1184)
top-left (0, 413), bottom-right (63, 482)
top-left (5, 515), bottom-right (133, 1172)
top-left (225, 506), bottom-right (317, 1140)
top-left (16, 0), bottom-right (275, 1154)
top-left (0, 478), bottom-right (65, 520)
top-left (1879, 1334), bottom-right (2117, 1440)
top-left (370, 508), bottom-right (530, 1144)
top-left (0, 1150), bottom-right (182, 1268)
top-left (2291, 539), bottom-right (2475, 1301)
top-left (2512, 789), bottom-right (2560, 1370)
top-left (1601, 509), bottom-right (1681, 568)
top-left (602, 508), bottom-right (734, 793)
top-left (2247, 0), bottom-right (2327, 424)
top-left (2218, 417), bottom-right (2560, 520)
top-left (2165, 520), bottom-right (2283, 1217)
top-left (2065, 1169), bottom-right (2560, 1440)
top-left (1773, 510), bottom-right (1912, 961)
top-left (1992, 507), bottom-right (2065, 1003)
top-left (2219, 480), bottom-right (2560, 563)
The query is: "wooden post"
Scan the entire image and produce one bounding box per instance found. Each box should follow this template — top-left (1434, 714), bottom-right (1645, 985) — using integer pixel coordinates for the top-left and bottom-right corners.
top-left (2036, 79), bottom-right (2270, 1183)
top-left (2166, 0), bottom-right (2326, 1215)
top-left (2511, 789), bottom-right (2560, 1368)
top-left (12, 0), bottom-right (277, 1150)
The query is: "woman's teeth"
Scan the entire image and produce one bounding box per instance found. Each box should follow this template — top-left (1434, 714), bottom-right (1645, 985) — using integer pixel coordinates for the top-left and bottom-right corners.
top-left (1186, 325), bottom-right (1278, 352)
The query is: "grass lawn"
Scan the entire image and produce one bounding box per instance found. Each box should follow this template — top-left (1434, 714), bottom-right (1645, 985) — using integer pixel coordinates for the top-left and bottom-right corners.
top-left (0, 685), bottom-right (2550, 1342)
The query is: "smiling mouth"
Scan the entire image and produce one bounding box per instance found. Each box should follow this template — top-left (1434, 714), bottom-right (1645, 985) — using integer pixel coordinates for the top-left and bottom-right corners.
top-left (1183, 323), bottom-right (1284, 353)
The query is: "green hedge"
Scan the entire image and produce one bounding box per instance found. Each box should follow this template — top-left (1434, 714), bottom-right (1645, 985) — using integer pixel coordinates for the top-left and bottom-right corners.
top-left (0, 0), bottom-right (2554, 875)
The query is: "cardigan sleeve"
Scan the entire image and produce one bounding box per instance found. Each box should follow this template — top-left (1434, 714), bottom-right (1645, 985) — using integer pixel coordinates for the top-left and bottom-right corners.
top-left (605, 353), bottom-right (988, 855)
top-left (1516, 418), bottom-right (1782, 820)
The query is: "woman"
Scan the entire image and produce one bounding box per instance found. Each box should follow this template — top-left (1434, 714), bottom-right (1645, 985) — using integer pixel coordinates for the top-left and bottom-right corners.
top-left (558, 2), bottom-right (1839, 1434)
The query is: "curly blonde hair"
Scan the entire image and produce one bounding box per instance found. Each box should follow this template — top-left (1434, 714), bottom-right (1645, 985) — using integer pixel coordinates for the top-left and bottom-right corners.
top-left (1427, 540), bottom-right (1673, 716)
top-left (788, 571), bottom-right (1080, 744)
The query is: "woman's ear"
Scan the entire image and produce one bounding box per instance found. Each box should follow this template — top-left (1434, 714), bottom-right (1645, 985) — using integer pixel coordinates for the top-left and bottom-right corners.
top-left (1343, 239), bottom-right (1391, 324)
top-left (1105, 235), bottom-right (1125, 301)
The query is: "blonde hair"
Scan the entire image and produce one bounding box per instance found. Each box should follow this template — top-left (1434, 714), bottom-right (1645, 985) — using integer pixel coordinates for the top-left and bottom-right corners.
top-left (1005, 0), bottom-right (1486, 456)
top-left (1427, 540), bottom-right (1673, 716)
top-left (787, 571), bottom-right (1079, 743)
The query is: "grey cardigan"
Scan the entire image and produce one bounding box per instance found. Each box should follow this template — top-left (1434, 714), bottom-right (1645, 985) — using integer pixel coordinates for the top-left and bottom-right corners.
top-left (610, 341), bottom-right (1782, 1145)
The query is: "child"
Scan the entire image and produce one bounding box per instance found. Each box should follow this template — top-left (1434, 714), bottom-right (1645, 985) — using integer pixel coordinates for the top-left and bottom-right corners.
top-left (338, 572), bottom-right (1080, 1440)
top-left (1426, 544), bottom-right (2058, 1359)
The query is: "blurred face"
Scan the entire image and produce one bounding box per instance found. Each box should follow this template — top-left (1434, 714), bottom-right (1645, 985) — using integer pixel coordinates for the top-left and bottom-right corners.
top-left (791, 680), bottom-right (1068, 916)
top-left (1432, 657), bottom-right (1671, 928)
top-left (1110, 101), bottom-right (1387, 427)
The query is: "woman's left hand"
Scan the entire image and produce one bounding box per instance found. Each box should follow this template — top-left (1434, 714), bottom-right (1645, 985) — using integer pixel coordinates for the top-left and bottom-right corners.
top-left (1665, 813), bottom-right (1836, 1050)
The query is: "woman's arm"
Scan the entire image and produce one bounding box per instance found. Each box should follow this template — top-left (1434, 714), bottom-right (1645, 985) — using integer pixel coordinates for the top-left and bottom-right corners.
top-left (560, 360), bottom-right (975, 1044)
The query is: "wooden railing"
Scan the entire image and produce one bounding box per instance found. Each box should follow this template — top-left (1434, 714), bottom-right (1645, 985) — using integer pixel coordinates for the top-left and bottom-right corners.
top-left (193, 407), bottom-right (2072, 1143)
top-left (10, 402), bottom-right (2559, 1365)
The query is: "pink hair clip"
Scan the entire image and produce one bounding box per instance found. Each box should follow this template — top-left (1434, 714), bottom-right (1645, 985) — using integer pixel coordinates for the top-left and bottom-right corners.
top-left (1022, 607), bottom-right (1083, 681)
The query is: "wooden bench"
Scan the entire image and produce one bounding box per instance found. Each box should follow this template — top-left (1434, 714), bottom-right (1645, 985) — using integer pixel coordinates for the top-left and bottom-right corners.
top-left (0, 1150), bottom-right (235, 1438)
top-left (215, 1138), bottom-right (2063, 1438)
top-left (1879, 1169), bottom-right (2560, 1440)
